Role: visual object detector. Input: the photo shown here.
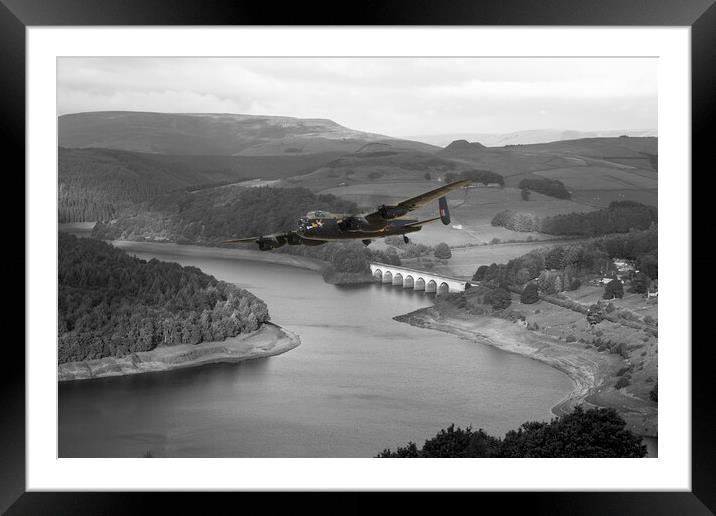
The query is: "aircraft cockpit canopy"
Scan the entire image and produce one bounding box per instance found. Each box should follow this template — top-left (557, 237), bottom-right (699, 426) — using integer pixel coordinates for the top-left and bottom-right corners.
top-left (305, 210), bottom-right (333, 219)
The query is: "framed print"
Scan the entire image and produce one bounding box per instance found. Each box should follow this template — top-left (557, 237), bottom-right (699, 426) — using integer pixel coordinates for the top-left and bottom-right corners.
top-left (5, 0), bottom-right (714, 513)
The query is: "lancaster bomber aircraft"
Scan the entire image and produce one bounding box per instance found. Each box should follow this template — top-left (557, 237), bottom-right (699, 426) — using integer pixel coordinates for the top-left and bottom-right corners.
top-left (223, 179), bottom-right (471, 250)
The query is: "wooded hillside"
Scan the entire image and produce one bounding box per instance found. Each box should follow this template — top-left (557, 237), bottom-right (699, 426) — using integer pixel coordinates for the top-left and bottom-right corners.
top-left (58, 147), bottom-right (342, 222)
top-left (91, 185), bottom-right (359, 243)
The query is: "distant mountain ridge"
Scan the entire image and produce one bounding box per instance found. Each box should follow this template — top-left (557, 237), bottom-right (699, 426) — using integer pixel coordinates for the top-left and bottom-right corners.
top-left (404, 129), bottom-right (658, 148)
top-left (58, 111), bottom-right (437, 156)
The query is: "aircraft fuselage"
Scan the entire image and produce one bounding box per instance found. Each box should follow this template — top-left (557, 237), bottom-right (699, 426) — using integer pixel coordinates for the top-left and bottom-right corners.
top-left (297, 216), bottom-right (422, 241)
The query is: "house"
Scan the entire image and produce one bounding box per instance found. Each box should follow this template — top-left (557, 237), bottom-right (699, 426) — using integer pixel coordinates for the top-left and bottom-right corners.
top-left (596, 277), bottom-right (623, 286)
top-left (466, 183), bottom-right (502, 188)
top-left (613, 259), bottom-right (635, 273)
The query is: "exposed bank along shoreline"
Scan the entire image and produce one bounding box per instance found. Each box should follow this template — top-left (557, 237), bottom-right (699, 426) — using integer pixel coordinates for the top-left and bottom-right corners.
top-left (394, 306), bottom-right (656, 437)
top-left (58, 323), bottom-right (300, 382)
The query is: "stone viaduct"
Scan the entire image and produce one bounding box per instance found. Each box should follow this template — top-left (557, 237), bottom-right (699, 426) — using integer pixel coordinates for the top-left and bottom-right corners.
top-left (369, 262), bottom-right (472, 295)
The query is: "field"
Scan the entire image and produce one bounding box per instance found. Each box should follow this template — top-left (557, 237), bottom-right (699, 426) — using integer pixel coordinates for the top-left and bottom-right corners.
top-left (533, 165), bottom-right (657, 191)
top-left (570, 188), bottom-right (658, 209)
top-left (518, 287), bottom-right (658, 435)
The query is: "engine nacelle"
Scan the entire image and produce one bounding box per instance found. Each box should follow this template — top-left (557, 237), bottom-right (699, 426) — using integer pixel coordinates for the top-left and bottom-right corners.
top-left (257, 236), bottom-right (286, 251)
top-left (285, 233), bottom-right (303, 245)
top-left (377, 205), bottom-right (409, 220)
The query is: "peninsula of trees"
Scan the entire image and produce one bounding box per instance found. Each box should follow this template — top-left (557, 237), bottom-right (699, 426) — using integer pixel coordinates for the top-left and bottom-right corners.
top-left (58, 232), bottom-right (270, 363)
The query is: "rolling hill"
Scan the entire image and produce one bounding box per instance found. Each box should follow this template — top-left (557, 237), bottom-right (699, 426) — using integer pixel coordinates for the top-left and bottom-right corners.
top-left (58, 111), bottom-right (437, 156)
top-left (405, 129), bottom-right (657, 147)
top-left (58, 147), bottom-right (344, 222)
top-left (437, 136), bottom-right (658, 208)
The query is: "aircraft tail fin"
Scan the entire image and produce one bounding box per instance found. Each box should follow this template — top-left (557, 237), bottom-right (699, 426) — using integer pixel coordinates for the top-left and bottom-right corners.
top-left (438, 196), bottom-right (450, 225)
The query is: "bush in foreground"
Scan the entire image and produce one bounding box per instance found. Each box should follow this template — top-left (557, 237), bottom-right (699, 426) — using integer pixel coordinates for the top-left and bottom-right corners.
top-left (377, 406), bottom-right (647, 458)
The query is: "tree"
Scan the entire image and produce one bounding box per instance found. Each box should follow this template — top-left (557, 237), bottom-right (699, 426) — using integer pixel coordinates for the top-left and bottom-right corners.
top-left (459, 169), bottom-right (505, 187)
top-left (516, 268), bottom-right (532, 285)
top-left (498, 406), bottom-right (647, 458)
top-left (443, 172), bottom-right (459, 183)
top-left (630, 272), bottom-right (650, 294)
top-left (538, 270), bottom-right (560, 295)
top-left (649, 383), bottom-right (658, 402)
top-left (486, 288), bottom-right (512, 310)
top-left (521, 283), bottom-right (540, 304)
top-left (637, 253), bottom-right (658, 279)
top-left (423, 172), bottom-right (431, 180)
top-left (473, 265), bottom-right (489, 281)
top-left (545, 247), bottom-right (565, 270)
top-left (587, 303), bottom-right (605, 325)
top-left (521, 188), bottom-right (531, 201)
top-left (376, 442), bottom-right (420, 458)
top-left (518, 178), bottom-right (571, 200)
top-left (433, 242), bottom-right (452, 259)
top-left (603, 279), bottom-right (624, 299)
top-left (420, 424), bottom-right (477, 457)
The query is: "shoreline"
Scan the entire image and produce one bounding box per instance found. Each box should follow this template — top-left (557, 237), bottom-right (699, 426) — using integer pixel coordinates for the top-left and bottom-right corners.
top-left (394, 307), bottom-right (657, 438)
top-left (109, 239), bottom-right (328, 273)
top-left (58, 323), bottom-right (301, 382)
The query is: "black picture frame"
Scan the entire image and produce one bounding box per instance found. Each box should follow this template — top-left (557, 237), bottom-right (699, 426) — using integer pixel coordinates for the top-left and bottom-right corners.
top-left (4, 0), bottom-right (712, 514)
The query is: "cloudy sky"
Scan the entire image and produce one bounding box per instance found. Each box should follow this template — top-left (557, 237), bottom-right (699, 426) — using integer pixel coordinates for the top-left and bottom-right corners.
top-left (57, 57), bottom-right (657, 137)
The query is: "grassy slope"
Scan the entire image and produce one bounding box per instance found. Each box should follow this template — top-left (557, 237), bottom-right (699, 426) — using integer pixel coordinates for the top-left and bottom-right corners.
top-left (521, 287), bottom-right (658, 436)
top-left (59, 111), bottom-right (438, 156)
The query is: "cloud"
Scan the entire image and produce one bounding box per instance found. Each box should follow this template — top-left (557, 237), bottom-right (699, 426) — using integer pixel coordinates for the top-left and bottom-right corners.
top-left (57, 57), bottom-right (657, 136)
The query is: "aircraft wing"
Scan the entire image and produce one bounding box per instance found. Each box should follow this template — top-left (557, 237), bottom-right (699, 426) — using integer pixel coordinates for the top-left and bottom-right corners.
top-left (402, 216), bottom-right (442, 227)
top-left (363, 178), bottom-right (470, 223)
top-left (394, 178), bottom-right (471, 211)
top-left (223, 236), bottom-right (263, 244)
top-left (222, 232), bottom-right (292, 244)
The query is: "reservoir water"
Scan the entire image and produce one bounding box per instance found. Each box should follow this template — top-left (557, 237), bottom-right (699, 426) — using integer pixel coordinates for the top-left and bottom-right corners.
top-left (59, 243), bottom-right (575, 457)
